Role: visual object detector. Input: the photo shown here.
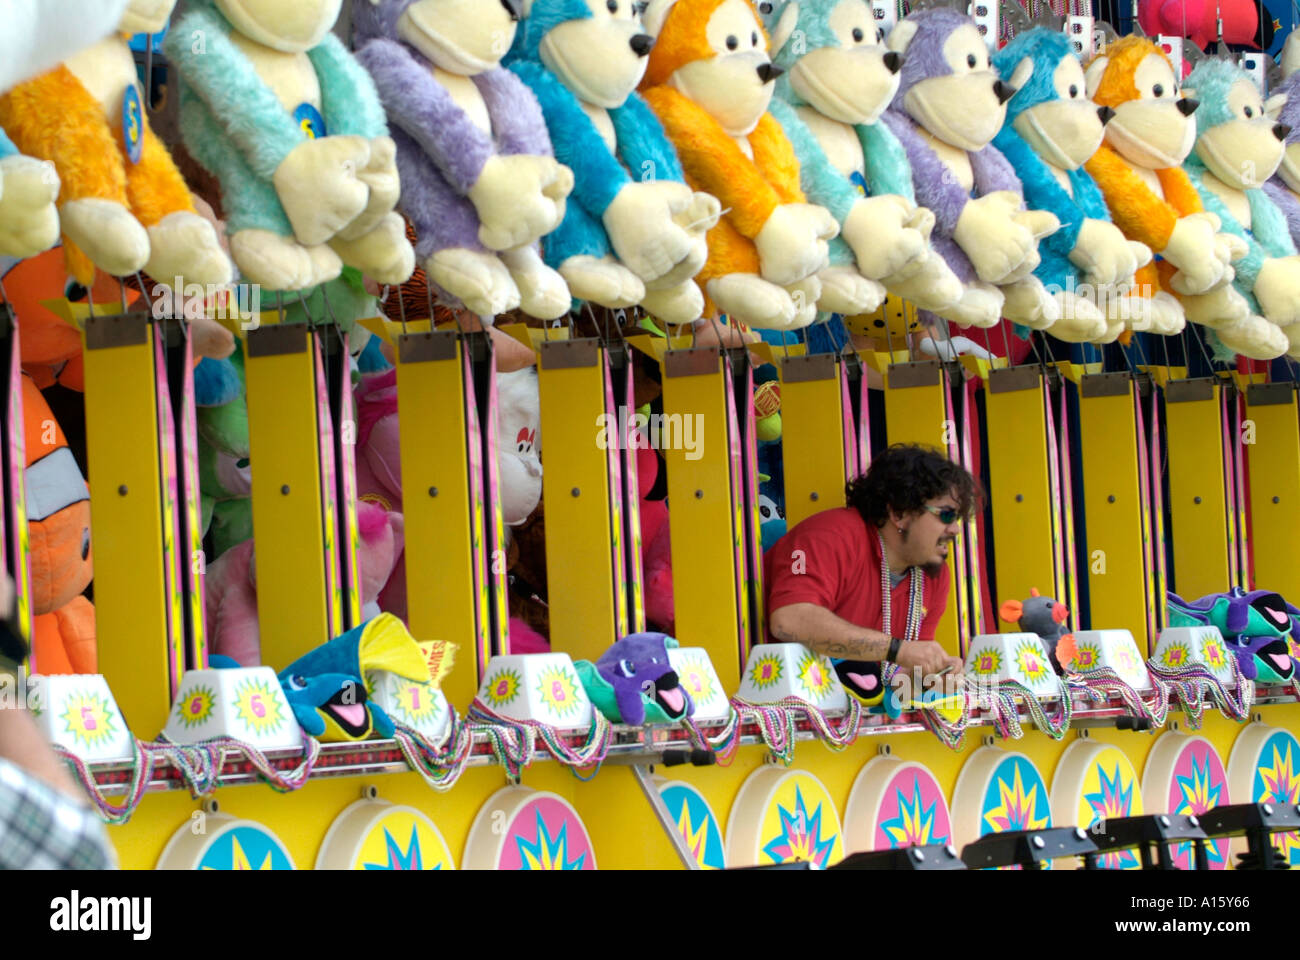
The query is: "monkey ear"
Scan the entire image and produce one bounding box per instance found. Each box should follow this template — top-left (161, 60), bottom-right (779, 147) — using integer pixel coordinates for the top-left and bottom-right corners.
top-left (1084, 54), bottom-right (1109, 99)
top-left (641, 0), bottom-right (679, 37)
top-left (770, 2), bottom-right (799, 55)
top-left (1265, 92), bottom-right (1288, 120)
top-left (886, 19), bottom-right (917, 55)
top-left (1007, 55), bottom-right (1034, 90)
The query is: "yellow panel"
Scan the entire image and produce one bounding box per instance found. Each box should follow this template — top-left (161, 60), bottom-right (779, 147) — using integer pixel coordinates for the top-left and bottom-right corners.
top-left (884, 364), bottom-right (959, 657)
top-left (396, 334), bottom-right (480, 707)
top-left (539, 340), bottom-right (617, 662)
top-left (986, 374), bottom-right (1056, 612)
top-left (1165, 383), bottom-right (1230, 600)
top-left (1245, 388), bottom-right (1300, 599)
top-left (245, 325), bottom-right (330, 668)
top-left (780, 355), bottom-right (845, 529)
top-left (662, 350), bottom-right (743, 690)
top-left (1079, 384), bottom-right (1149, 644)
top-left (82, 318), bottom-right (172, 734)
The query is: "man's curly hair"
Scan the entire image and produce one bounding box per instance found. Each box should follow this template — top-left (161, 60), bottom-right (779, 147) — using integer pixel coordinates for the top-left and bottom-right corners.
top-left (846, 444), bottom-right (980, 528)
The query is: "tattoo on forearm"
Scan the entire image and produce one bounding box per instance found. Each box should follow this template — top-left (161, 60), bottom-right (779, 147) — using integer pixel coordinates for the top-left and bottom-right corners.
top-left (770, 620), bottom-right (887, 661)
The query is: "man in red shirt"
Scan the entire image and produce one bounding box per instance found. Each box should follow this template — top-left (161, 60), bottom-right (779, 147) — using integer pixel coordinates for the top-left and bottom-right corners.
top-left (764, 444), bottom-right (978, 708)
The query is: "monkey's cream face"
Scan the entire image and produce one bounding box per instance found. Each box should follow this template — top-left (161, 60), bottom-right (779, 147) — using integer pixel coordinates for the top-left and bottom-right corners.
top-left (1014, 55), bottom-right (1107, 170)
top-left (668, 0), bottom-right (775, 136)
top-left (120, 0), bottom-right (178, 36)
top-left (541, 0), bottom-right (652, 108)
top-left (1104, 53), bottom-right (1197, 169)
top-left (1193, 78), bottom-right (1286, 190)
top-left (399, 0), bottom-right (516, 75)
top-left (215, 0), bottom-right (342, 52)
top-left (903, 23), bottom-right (1009, 150)
top-left (790, 0), bottom-right (899, 124)
top-left (1282, 140), bottom-right (1300, 194)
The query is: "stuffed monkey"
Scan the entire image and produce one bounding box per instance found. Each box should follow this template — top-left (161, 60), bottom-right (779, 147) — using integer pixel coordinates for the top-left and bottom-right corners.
top-left (1264, 75), bottom-right (1300, 260)
top-left (504, 0), bottom-right (723, 326)
top-left (165, 0), bottom-right (414, 293)
top-left (1082, 37), bottom-right (1256, 352)
top-left (1285, 32), bottom-right (1300, 82)
top-left (353, 0), bottom-right (573, 320)
top-left (880, 8), bottom-right (1063, 333)
top-left (638, 0), bottom-right (851, 331)
top-left (0, 0), bottom-right (231, 286)
top-left (1181, 58), bottom-right (1300, 360)
top-left (990, 28), bottom-right (1166, 343)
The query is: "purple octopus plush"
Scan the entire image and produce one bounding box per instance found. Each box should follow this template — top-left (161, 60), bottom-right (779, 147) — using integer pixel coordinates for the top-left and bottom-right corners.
top-left (352, 0), bottom-right (575, 319)
top-left (587, 632), bottom-right (693, 726)
top-left (1167, 588), bottom-right (1299, 683)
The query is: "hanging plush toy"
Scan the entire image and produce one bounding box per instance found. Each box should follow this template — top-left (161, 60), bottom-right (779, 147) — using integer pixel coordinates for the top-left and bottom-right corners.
top-left (1264, 75), bottom-right (1300, 256)
top-left (1082, 37), bottom-right (1261, 356)
top-left (0, 128), bottom-right (59, 260)
top-left (879, 8), bottom-right (1066, 334)
top-left (503, 0), bottom-right (723, 326)
top-left (353, 0), bottom-right (573, 320)
top-left (764, 0), bottom-right (964, 319)
top-left (0, 0), bottom-right (231, 287)
top-left (1136, 0), bottom-right (1263, 54)
top-left (276, 613), bottom-right (450, 741)
top-left (1179, 57), bottom-right (1300, 360)
top-left (638, 0), bottom-right (854, 331)
top-left (1167, 587), bottom-right (1297, 684)
top-left (574, 631), bottom-right (693, 725)
top-left (1284, 32), bottom-right (1300, 82)
top-left (23, 376), bottom-right (95, 676)
top-left (165, 0), bottom-right (414, 292)
top-left (990, 28), bottom-right (1169, 344)
top-left (999, 587), bottom-right (1071, 674)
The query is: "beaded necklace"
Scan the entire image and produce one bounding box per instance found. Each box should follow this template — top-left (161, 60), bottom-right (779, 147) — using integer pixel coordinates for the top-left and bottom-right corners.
top-left (877, 529), bottom-right (925, 690)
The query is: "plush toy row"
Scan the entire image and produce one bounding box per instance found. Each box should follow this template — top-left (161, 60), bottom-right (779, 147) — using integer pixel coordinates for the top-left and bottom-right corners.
top-left (2, 0), bottom-right (1298, 357)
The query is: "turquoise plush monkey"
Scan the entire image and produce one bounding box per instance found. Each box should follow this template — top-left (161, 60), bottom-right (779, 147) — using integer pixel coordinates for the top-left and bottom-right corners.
top-left (766, 0), bottom-right (965, 316)
top-left (165, 0), bottom-right (414, 294)
top-left (1181, 57), bottom-right (1300, 361)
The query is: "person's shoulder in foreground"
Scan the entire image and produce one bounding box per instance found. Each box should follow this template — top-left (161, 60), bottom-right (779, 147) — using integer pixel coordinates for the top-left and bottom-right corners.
top-left (0, 756), bottom-right (117, 869)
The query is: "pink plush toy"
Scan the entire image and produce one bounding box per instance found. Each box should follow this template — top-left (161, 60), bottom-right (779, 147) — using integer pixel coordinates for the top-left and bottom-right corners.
top-left (637, 436), bottom-right (675, 635)
top-left (1138, 0), bottom-right (1261, 58)
top-left (205, 501), bottom-right (403, 666)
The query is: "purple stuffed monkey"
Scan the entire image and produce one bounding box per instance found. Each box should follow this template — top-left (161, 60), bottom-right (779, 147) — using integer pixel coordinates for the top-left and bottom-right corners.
top-left (595, 632), bottom-right (693, 726)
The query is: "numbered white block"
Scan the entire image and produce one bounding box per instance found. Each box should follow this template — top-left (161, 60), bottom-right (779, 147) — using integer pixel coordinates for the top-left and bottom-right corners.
top-left (1151, 626), bottom-right (1236, 685)
top-left (1067, 629), bottom-right (1152, 693)
top-left (735, 644), bottom-right (848, 713)
top-left (367, 669), bottom-right (451, 748)
top-left (964, 633), bottom-right (1059, 698)
top-left (668, 647), bottom-right (731, 723)
top-left (28, 674), bottom-right (134, 762)
top-left (164, 668), bottom-right (300, 750)
top-left (476, 654), bottom-right (594, 731)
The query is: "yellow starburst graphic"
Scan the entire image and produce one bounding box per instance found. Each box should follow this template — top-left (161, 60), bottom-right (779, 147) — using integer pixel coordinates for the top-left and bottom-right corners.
top-left (1070, 642), bottom-right (1100, 671)
top-left (796, 652), bottom-right (837, 701)
top-left (676, 656), bottom-right (717, 705)
top-left (60, 692), bottom-right (117, 749)
top-left (971, 647), bottom-right (1002, 676)
top-left (175, 686), bottom-right (216, 729)
top-left (390, 681), bottom-right (443, 726)
top-left (676, 803), bottom-right (715, 870)
top-left (1202, 636), bottom-right (1227, 671)
top-left (1161, 642), bottom-right (1192, 669)
top-left (1014, 640), bottom-right (1050, 686)
top-left (749, 654), bottom-right (783, 690)
top-left (536, 666), bottom-right (582, 720)
top-left (483, 669), bottom-right (521, 709)
top-left (232, 678), bottom-right (285, 736)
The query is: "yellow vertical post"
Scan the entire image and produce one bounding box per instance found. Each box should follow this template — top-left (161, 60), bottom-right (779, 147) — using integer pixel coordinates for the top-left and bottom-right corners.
top-left (985, 367), bottom-right (1056, 613)
top-left (538, 339), bottom-right (619, 662)
top-left (883, 361), bottom-right (960, 657)
top-left (0, 311), bottom-right (32, 648)
top-left (662, 347), bottom-right (743, 690)
top-left (1164, 379), bottom-right (1230, 600)
top-left (779, 354), bottom-right (846, 529)
top-left (82, 314), bottom-right (172, 733)
top-left (244, 323), bottom-right (330, 669)
top-left (395, 332), bottom-right (481, 707)
top-left (1245, 382), bottom-right (1300, 599)
top-left (1078, 373), bottom-right (1149, 645)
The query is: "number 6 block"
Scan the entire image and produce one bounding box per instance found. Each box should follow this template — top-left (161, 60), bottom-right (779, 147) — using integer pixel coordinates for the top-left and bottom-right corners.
top-left (163, 668), bottom-right (300, 750)
top-left (27, 674), bottom-right (135, 762)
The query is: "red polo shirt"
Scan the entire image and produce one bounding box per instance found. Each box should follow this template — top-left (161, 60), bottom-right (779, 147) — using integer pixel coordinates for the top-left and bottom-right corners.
top-left (763, 507), bottom-right (950, 643)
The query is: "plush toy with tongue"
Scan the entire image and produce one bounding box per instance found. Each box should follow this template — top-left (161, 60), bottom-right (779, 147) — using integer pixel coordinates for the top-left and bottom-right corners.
top-left (276, 613), bottom-right (451, 741)
top-left (575, 632), bottom-right (693, 725)
top-left (1167, 588), bottom-right (1298, 684)
top-left (879, 8), bottom-right (1063, 335)
top-left (1082, 38), bottom-right (1254, 352)
top-left (165, 0), bottom-right (414, 292)
top-left (999, 587), bottom-right (1071, 674)
top-left (990, 28), bottom-right (1164, 344)
top-left (1179, 57), bottom-right (1300, 361)
top-left (352, 0), bottom-right (573, 320)
top-left (0, 0), bottom-right (232, 287)
top-left (502, 0), bottom-right (722, 326)
top-left (637, 0), bottom-right (852, 331)
top-left (763, 0), bottom-right (964, 320)
top-left (1264, 75), bottom-right (1300, 260)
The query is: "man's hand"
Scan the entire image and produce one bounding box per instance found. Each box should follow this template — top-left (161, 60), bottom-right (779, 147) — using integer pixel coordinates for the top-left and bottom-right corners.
top-left (893, 640), bottom-right (961, 678)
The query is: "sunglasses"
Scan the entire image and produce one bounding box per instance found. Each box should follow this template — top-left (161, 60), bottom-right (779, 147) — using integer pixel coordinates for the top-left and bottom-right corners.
top-left (923, 505), bottom-right (962, 525)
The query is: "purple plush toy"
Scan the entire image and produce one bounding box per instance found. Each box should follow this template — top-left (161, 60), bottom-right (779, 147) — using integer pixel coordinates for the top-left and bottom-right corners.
top-left (594, 632), bottom-right (693, 726)
top-left (353, 0), bottom-right (575, 319)
top-left (1167, 588), bottom-right (1299, 683)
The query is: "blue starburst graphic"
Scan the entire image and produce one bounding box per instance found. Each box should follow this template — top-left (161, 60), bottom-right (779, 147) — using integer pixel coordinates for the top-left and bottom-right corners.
top-left (879, 778), bottom-right (950, 848)
top-left (516, 810), bottom-right (586, 870)
top-left (1084, 764), bottom-right (1137, 869)
top-left (363, 825), bottom-right (433, 871)
top-left (761, 786), bottom-right (837, 867)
